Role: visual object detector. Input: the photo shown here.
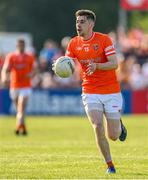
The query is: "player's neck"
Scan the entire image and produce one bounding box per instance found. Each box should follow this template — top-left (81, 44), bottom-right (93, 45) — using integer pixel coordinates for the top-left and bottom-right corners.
top-left (16, 50), bottom-right (25, 54)
top-left (82, 31), bottom-right (94, 41)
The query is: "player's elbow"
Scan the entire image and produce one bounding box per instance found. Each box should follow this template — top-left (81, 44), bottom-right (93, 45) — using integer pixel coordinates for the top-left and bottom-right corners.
top-left (111, 61), bottom-right (118, 70)
top-left (114, 63), bottom-right (118, 69)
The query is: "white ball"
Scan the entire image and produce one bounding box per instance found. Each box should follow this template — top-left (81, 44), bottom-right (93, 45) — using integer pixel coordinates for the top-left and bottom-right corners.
top-left (54, 56), bottom-right (75, 78)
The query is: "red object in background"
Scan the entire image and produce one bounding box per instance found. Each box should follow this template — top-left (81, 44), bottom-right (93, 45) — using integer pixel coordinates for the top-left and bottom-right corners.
top-left (132, 89), bottom-right (148, 114)
top-left (121, 0), bottom-right (148, 10)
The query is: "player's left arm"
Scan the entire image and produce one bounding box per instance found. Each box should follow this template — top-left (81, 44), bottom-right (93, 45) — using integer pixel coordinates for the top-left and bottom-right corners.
top-left (86, 35), bottom-right (118, 75)
top-left (86, 55), bottom-right (118, 75)
top-left (96, 54), bottom-right (118, 70)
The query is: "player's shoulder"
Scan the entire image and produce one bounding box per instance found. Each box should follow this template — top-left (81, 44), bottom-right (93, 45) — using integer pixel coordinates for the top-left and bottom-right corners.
top-left (69, 36), bottom-right (81, 44)
top-left (95, 32), bottom-right (109, 39)
top-left (6, 52), bottom-right (16, 59)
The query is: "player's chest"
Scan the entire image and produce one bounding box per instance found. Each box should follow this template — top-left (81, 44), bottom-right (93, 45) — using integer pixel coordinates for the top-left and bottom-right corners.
top-left (12, 56), bottom-right (30, 70)
top-left (75, 42), bottom-right (104, 59)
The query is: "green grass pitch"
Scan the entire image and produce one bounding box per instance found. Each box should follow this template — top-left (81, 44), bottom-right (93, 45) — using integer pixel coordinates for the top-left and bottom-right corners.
top-left (0, 115), bottom-right (148, 179)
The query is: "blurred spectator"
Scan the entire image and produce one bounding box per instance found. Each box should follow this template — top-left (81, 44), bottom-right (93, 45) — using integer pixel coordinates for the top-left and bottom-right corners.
top-left (141, 59), bottom-right (148, 87)
top-left (60, 36), bottom-right (71, 55)
top-left (117, 26), bottom-right (132, 57)
top-left (129, 63), bottom-right (146, 90)
top-left (0, 30), bottom-right (147, 91)
top-left (118, 27), bottom-right (148, 64)
top-left (117, 55), bottom-right (137, 89)
top-left (115, 27), bottom-right (148, 90)
top-left (39, 39), bottom-right (61, 73)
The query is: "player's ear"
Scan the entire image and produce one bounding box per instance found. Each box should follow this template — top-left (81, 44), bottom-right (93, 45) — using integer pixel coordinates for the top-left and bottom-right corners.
top-left (89, 20), bottom-right (95, 29)
top-left (91, 21), bottom-right (95, 28)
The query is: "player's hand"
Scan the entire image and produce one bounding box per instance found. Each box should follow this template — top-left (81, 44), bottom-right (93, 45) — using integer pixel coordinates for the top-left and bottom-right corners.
top-left (52, 62), bottom-right (55, 72)
top-left (86, 62), bottom-right (97, 76)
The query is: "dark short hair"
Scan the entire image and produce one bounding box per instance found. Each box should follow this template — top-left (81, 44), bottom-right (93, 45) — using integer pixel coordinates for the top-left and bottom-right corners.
top-left (75, 9), bottom-right (96, 22)
top-left (17, 39), bottom-right (25, 44)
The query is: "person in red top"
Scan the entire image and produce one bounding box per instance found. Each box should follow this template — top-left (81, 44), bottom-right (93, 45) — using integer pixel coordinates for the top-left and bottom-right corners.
top-left (1, 39), bottom-right (36, 135)
top-left (56, 10), bottom-right (127, 174)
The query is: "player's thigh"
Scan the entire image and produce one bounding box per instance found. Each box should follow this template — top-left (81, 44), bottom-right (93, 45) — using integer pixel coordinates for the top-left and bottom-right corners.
top-left (86, 109), bottom-right (104, 126)
top-left (9, 89), bottom-right (19, 107)
top-left (10, 89), bottom-right (19, 101)
top-left (82, 94), bottom-right (104, 125)
top-left (103, 93), bottom-right (123, 116)
top-left (87, 109), bottom-right (106, 138)
top-left (17, 88), bottom-right (31, 112)
top-left (103, 93), bottom-right (123, 139)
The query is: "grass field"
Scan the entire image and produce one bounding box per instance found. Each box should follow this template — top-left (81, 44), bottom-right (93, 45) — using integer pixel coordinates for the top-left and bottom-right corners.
top-left (0, 115), bottom-right (148, 179)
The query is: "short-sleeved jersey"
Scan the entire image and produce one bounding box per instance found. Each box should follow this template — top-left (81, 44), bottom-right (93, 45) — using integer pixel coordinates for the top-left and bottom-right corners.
top-left (5, 52), bottom-right (35, 88)
top-left (66, 32), bottom-right (120, 94)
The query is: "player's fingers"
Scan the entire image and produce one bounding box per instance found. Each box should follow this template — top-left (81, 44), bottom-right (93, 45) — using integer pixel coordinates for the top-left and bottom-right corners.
top-left (52, 63), bottom-right (55, 71)
top-left (86, 63), bottom-right (97, 75)
top-left (87, 71), bottom-right (93, 76)
top-left (86, 67), bottom-right (93, 76)
top-left (87, 63), bottom-right (92, 68)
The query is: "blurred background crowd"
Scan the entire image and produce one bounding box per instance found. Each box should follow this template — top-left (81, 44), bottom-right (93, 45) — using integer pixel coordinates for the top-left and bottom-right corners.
top-left (0, 27), bottom-right (148, 91)
top-left (0, 0), bottom-right (147, 91)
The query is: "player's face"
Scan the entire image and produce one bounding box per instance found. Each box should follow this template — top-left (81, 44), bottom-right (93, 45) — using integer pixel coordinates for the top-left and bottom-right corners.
top-left (17, 41), bottom-right (25, 53)
top-left (76, 16), bottom-right (93, 37)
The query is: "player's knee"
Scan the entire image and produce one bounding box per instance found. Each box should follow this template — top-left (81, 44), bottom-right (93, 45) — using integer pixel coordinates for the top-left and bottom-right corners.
top-left (93, 122), bottom-right (103, 129)
top-left (16, 112), bottom-right (24, 119)
top-left (108, 134), bottom-right (118, 141)
top-left (93, 123), bottom-right (104, 135)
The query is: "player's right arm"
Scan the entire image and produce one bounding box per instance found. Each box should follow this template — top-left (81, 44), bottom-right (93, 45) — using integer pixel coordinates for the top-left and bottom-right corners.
top-left (52, 38), bottom-right (76, 72)
top-left (1, 54), bottom-right (11, 85)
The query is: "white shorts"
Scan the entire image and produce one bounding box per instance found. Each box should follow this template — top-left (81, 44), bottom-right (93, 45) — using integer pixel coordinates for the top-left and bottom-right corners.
top-left (82, 93), bottom-right (123, 119)
top-left (10, 88), bottom-right (32, 100)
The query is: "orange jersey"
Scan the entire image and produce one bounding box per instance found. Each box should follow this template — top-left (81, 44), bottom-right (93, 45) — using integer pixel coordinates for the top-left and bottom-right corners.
top-left (66, 32), bottom-right (120, 94)
top-left (5, 52), bottom-right (35, 88)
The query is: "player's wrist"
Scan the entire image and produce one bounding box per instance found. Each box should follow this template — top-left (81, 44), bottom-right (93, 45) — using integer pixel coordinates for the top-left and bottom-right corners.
top-left (96, 63), bottom-right (99, 70)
